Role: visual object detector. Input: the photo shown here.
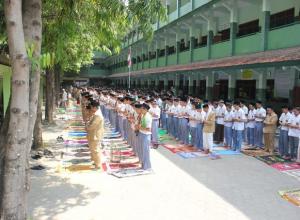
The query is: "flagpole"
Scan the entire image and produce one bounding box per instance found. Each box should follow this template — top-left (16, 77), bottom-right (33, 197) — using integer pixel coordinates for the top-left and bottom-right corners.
top-left (128, 65), bottom-right (131, 91)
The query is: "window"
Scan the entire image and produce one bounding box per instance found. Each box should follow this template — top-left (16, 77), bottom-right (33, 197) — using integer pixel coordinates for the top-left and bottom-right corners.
top-left (266, 79), bottom-right (274, 101)
top-left (159, 49), bottom-right (165, 57)
top-left (199, 36), bottom-right (207, 47)
top-left (270, 8), bottom-right (295, 29)
top-left (237, 20), bottom-right (260, 37)
top-left (235, 80), bottom-right (256, 99)
top-left (168, 46), bottom-right (176, 55)
top-left (213, 28), bottom-right (230, 43)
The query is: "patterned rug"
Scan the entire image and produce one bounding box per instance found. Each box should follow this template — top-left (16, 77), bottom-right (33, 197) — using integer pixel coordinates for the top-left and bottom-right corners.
top-left (271, 163), bottom-right (300, 171)
top-left (255, 155), bottom-right (291, 165)
top-left (110, 169), bottom-right (152, 178)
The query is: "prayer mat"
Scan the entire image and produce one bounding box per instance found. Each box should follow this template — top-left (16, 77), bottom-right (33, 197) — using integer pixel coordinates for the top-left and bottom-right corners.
top-left (271, 163), bottom-right (300, 171)
top-left (243, 146), bottom-right (261, 151)
top-left (68, 132), bottom-right (87, 136)
top-left (255, 155), bottom-right (289, 165)
top-left (212, 146), bottom-right (228, 151)
top-left (162, 144), bottom-right (186, 153)
top-left (65, 164), bottom-right (94, 172)
top-left (279, 189), bottom-right (300, 207)
top-left (66, 158), bottom-right (90, 165)
top-left (242, 149), bottom-right (270, 157)
top-left (213, 150), bottom-right (241, 155)
top-left (158, 129), bottom-right (167, 135)
top-left (72, 148), bottom-right (90, 153)
top-left (283, 169), bottom-right (300, 181)
top-left (110, 169), bottom-right (152, 178)
top-left (74, 152), bottom-right (90, 157)
top-left (65, 140), bottom-right (88, 144)
top-left (177, 152), bottom-right (208, 159)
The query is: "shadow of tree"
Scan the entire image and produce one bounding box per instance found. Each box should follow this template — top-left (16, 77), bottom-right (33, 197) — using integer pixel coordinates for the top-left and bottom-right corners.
top-left (28, 170), bottom-right (100, 219)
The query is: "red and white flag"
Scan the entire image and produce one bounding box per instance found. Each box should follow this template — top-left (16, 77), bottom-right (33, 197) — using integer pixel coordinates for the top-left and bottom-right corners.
top-left (127, 47), bottom-right (132, 68)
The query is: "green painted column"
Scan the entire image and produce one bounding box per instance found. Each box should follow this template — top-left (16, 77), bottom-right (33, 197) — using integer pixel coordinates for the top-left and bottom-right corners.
top-left (163, 77), bottom-right (168, 91)
top-left (228, 73), bottom-right (236, 100)
top-left (256, 71), bottom-right (267, 103)
top-left (156, 48), bottom-right (159, 67)
top-left (261, 0), bottom-right (270, 51)
top-left (205, 72), bottom-right (215, 100)
top-left (176, 41), bottom-right (180, 65)
top-left (165, 45), bottom-right (169, 66)
top-left (230, 22), bottom-right (237, 56)
top-left (188, 75), bottom-right (193, 95)
top-left (190, 36), bottom-right (195, 62)
top-left (174, 74), bottom-right (179, 95)
top-left (207, 30), bottom-right (213, 59)
top-left (177, 0), bottom-right (181, 18)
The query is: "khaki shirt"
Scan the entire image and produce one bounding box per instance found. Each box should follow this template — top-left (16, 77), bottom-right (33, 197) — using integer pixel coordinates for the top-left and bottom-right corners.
top-left (86, 111), bottom-right (104, 142)
top-left (203, 112), bottom-right (216, 133)
top-left (263, 112), bottom-right (278, 133)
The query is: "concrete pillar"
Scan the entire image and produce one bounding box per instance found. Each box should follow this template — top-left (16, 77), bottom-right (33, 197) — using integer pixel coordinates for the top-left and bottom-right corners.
top-left (155, 77), bottom-right (159, 89)
top-left (165, 38), bottom-right (169, 66)
top-left (256, 71), bottom-right (267, 102)
top-left (261, 0), bottom-right (271, 51)
top-left (142, 47), bottom-right (144, 69)
top-left (205, 72), bottom-right (215, 100)
top-left (174, 74), bottom-right (179, 95)
top-left (207, 30), bottom-right (213, 59)
top-left (176, 33), bottom-right (180, 64)
top-left (188, 75), bottom-right (193, 95)
top-left (156, 40), bottom-right (159, 67)
top-left (189, 25), bottom-right (195, 62)
top-left (177, 0), bottom-right (181, 17)
top-left (228, 73), bottom-right (236, 100)
top-left (163, 76), bottom-right (168, 91)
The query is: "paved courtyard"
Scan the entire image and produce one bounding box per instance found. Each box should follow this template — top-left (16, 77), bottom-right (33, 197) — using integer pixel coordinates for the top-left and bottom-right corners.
top-left (28, 123), bottom-right (300, 220)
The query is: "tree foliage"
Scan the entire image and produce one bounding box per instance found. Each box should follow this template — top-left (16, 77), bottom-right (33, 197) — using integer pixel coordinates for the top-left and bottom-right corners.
top-left (42, 0), bottom-right (166, 72)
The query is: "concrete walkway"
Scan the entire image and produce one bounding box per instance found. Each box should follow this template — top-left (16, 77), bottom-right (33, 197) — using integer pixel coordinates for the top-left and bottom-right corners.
top-left (28, 122), bottom-right (300, 220)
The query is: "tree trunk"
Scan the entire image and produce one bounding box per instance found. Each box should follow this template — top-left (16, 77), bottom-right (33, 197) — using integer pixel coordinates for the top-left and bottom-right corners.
top-left (32, 93), bottom-right (43, 150)
top-left (1, 0), bottom-right (30, 218)
top-left (23, 1), bottom-right (43, 218)
top-left (45, 68), bottom-right (55, 124)
top-left (54, 67), bottom-right (60, 108)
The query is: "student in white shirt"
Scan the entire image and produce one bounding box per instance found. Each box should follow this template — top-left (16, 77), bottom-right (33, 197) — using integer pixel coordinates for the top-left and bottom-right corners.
top-left (149, 100), bottom-right (161, 148)
top-left (178, 97), bottom-right (190, 145)
top-left (215, 100), bottom-right (226, 144)
top-left (188, 102), bottom-right (198, 147)
top-left (138, 103), bottom-right (153, 170)
top-left (223, 103), bottom-right (233, 149)
top-left (279, 106), bottom-right (292, 158)
top-left (232, 101), bottom-right (247, 152)
top-left (288, 107), bottom-right (300, 160)
top-left (246, 103), bottom-right (256, 147)
top-left (254, 101), bottom-right (266, 148)
top-left (195, 104), bottom-right (205, 150)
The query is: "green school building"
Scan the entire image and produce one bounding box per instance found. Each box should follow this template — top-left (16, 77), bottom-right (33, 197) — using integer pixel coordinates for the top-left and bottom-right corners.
top-left (77, 0), bottom-right (300, 107)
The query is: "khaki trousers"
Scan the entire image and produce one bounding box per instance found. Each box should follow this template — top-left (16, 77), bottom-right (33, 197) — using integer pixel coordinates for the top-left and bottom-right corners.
top-left (264, 133), bottom-right (275, 154)
top-left (89, 140), bottom-right (101, 167)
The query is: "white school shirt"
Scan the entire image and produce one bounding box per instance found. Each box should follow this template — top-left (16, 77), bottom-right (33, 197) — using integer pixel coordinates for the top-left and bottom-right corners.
top-left (173, 105), bottom-right (181, 118)
top-left (140, 112), bottom-right (152, 135)
top-left (216, 105), bottom-right (226, 125)
top-left (247, 109), bottom-right (257, 128)
top-left (288, 114), bottom-right (300, 137)
top-left (242, 106), bottom-right (249, 115)
top-left (188, 109), bottom-right (198, 127)
top-left (255, 107), bottom-right (266, 122)
top-left (224, 110), bottom-right (233, 128)
top-left (232, 108), bottom-right (246, 131)
top-left (149, 106), bottom-right (161, 120)
top-left (279, 112), bottom-right (292, 131)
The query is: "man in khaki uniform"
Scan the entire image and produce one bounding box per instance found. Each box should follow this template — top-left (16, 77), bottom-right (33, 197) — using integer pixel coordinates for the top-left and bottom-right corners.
top-left (86, 101), bottom-right (104, 169)
top-left (203, 104), bottom-right (216, 154)
top-left (263, 107), bottom-right (278, 154)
